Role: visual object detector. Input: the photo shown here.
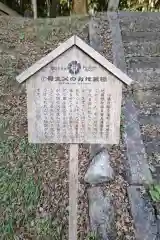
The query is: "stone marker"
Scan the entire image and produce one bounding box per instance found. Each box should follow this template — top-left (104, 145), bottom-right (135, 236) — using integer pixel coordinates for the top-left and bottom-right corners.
top-left (84, 149), bottom-right (114, 184)
top-left (88, 187), bottom-right (115, 239)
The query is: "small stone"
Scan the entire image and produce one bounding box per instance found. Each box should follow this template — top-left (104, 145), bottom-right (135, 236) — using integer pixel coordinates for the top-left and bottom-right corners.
top-left (84, 149), bottom-right (114, 184)
top-left (39, 207), bottom-right (43, 212)
top-left (128, 186), bottom-right (158, 240)
top-left (88, 187), bottom-right (115, 240)
top-left (31, 220), bottom-right (34, 227)
top-left (66, 206), bottom-right (69, 212)
top-left (10, 55), bottom-right (16, 60)
top-left (89, 144), bottom-right (106, 158)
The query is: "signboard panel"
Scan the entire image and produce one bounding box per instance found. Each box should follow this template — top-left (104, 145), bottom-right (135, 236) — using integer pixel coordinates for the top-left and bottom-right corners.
top-left (27, 46), bottom-right (122, 144)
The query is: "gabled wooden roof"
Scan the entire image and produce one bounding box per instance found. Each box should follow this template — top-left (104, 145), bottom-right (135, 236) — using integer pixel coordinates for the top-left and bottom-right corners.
top-left (16, 35), bottom-right (133, 85)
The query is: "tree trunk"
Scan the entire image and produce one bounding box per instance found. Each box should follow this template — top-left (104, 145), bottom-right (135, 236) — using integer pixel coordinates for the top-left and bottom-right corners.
top-left (46, 0), bottom-right (50, 17)
top-left (32, 0), bottom-right (37, 18)
top-left (107, 0), bottom-right (120, 11)
top-left (72, 0), bottom-right (87, 14)
top-left (50, 0), bottom-right (57, 18)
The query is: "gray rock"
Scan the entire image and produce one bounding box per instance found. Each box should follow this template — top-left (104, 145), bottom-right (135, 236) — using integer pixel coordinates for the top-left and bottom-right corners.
top-left (124, 41), bottom-right (160, 57)
top-left (126, 56), bottom-right (160, 69)
top-left (123, 99), bottom-right (153, 184)
top-left (89, 19), bottom-right (103, 52)
top-left (157, 215), bottom-right (160, 240)
top-left (128, 186), bottom-right (158, 240)
top-left (139, 115), bottom-right (160, 125)
top-left (122, 31), bottom-right (160, 43)
top-left (84, 149), bottom-right (114, 184)
top-left (128, 68), bottom-right (160, 90)
top-left (108, 12), bottom-right (152, 185)
top-left (89, 13), bottom-right (113, 62)
top-left (89, 144), bottom-right (107, 159)
top-left (108, 12), bottom-right (127, 72)
top-left (119, 11), bottom-right (160, 32)
top-left (145, 141), bottom-right (160, 156)
top-left (88, 187), bottom-right (115, 240)
top-left (134, 90), bottom-right (160, 105)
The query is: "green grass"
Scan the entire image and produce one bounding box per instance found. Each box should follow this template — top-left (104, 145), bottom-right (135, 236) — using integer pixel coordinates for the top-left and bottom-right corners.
top-left (0, 137), bottom-right (40, 159)
top-left (149, 184), bottom-right (160, 202)
top-left (0, 165), bottom-right (41, 239)
top-left (120, 113), bottom-right (125, 135)
top-left (86, 231), bottom-right (100, 240)
top-left (18, 137), bottom-right (40, 157)
top-left (0, 137), bottom-right (94, 239)
top-left (36, 218), bottom-right (65, 240)
top-left (0, 118), bottom-right (9, 140)
top-left (0, 164), bottom-right (65, 239)
top-left (0, 138), bottom-right (65, 239)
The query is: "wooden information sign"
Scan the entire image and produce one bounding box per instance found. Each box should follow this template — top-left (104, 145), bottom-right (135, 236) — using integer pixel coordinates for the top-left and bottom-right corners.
top-left (16, 35), bottom-right (133, 240)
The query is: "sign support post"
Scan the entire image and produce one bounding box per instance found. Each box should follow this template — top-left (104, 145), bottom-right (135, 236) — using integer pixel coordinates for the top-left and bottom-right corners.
top-left (16, 35), bottom-right (133, 240)
top-left (69, 144), bottom-right (79, 240)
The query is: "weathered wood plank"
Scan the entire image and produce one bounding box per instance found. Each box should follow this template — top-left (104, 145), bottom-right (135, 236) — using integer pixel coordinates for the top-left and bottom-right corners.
top-left (16, 35), bottom-right (133, 86)
top-left (69, 144), bottom-right (79, 240)
top-left (26, 45), bottom-right (123, 144)
top-left (76, 36), bottom-right (133, 85)
top-left (16, 36), bottom-right (75, 83)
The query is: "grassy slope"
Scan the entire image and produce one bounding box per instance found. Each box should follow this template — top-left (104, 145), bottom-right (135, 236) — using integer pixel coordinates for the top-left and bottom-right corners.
top-left (0, 15), bottom-right (89, 239)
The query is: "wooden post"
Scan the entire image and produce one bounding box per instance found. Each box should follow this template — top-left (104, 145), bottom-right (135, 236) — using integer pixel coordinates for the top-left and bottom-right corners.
top-left (69, 144), bottom-right (79, 240)
top-left (32, 0), bottom-right (37, 19)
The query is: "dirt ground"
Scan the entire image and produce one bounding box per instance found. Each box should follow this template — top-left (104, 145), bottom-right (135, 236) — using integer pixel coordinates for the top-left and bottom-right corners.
top-left (0, 15), bottom-right (135, 240)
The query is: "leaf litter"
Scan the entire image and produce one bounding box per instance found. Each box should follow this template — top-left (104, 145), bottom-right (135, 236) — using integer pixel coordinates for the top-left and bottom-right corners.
top-left (0, 15), bottom-right (135, 240)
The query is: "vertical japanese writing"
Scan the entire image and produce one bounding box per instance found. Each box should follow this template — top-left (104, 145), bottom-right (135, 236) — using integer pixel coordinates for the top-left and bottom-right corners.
top-left (50, 88), bottom-right (54, 137)
top-left (55, 88), bottom-right (60, 141)
top-left (69, 89), bottom-right (73, 140)
top-left (81, 89), bottom-right (85, 141)
top-left (93, 89), bottom-right (98, 138)
top-left (35, 88), bottom-right (41, 139)
top-left (106, 94), bottom-right (111, 139)
top-left (43, 88), bottom-right (48, 138)
top-left (35, 88), bottom-right (41, 119)
top-left (100, 89), bottom-right (105, 136)
top-left (62, 88), bottom-right (67, 140)
top-left (75, 89), bottom-right (79, 139)
top-left (87, 89), bottom-right (92, 135)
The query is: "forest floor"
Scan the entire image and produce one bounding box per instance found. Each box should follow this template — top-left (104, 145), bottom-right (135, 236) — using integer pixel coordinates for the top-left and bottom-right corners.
top-left (0, 15), bottom-right (135, 240)
top-left (0, 138), bottom-right (135, 239)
